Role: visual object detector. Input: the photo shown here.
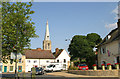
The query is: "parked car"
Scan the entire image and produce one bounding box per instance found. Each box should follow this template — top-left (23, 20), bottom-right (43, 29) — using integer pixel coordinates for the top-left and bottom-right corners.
top-left (78, 64), bottom-right (89, 70)
top-left (35, 67), bottom-right (45, 75)
top-left (45, 64), bottom-right (62, 72)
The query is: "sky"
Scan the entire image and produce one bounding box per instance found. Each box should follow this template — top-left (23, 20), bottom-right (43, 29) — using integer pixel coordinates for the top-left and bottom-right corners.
top-left (29, 2), bottom-right (118, 52)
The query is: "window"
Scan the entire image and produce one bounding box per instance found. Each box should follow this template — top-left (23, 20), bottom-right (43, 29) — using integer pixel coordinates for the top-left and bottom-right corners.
top-left (10, 59), bottom-right (13, 64)
top-left (57, 60), bottom-right (59, 63)
top-left (45, 44), bottom-right (47, 49)
top-left (63, 64), bottom-right (66, 68)
top-left (46, 61), bottom-right (49, 63)
top-left (27, 60), bottom-right (30, 63)
top-left (48, 43), bottom-right (50, 49)
top-left (19, 58), bottom-right (22, 63)
top-left (34, 60), bottom-right (37, 63)
top-left (119, 43), bottom-right (120, 48)
top-left (10, 66), bottom-right (13, 72)
top-left (100, 47), bottom-right (106, 54)
top-left (64, 59), bottom-right (66, 63)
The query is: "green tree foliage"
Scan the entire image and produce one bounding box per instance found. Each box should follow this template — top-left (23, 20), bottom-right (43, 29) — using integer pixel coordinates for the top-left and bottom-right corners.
top-left (2, 2), bottom-right (38, 57)
top-left (68, 33), bottom-right (102, 67)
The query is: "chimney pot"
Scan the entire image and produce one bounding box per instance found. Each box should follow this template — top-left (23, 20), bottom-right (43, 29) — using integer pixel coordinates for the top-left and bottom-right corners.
top-left (37, 48), bottom-right (41, 51)
top-left (55, 48), bottom-right (59, 54)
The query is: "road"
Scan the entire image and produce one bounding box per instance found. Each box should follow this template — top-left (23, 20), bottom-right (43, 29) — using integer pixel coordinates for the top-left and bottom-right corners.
top-left (0, 71), bottom-right (119, 79)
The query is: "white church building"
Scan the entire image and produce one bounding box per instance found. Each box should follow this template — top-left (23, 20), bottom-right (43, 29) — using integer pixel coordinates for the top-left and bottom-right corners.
top-left (25, 20), bottom-right (70, 72)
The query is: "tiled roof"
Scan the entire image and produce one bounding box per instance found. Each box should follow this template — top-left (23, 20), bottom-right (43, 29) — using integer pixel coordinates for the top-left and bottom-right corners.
top-left (24, 49), bottom-right (55, 59)
top-left (53, 49), bottom-right (63, 58)
top-left (97, 27), bottom-right (120, 47)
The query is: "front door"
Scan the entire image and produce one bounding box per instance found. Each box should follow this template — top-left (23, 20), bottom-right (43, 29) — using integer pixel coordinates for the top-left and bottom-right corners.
top-left (4, 66), bottom-right (7, 72)
top-left (18, 66), bottom-right (22, 72)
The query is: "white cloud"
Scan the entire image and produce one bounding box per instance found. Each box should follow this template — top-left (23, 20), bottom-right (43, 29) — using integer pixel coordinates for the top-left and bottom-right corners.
top-left (112, 6), bottom-right (118, 19)
top-left (105, 23), bottom-right (117, 30)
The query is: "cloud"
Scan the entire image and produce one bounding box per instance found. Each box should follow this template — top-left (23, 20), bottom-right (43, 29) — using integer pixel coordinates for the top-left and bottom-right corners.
top-left (112, 6), bottom-right (118, 19)
top-left (105, 23), bottom-right (117, 30)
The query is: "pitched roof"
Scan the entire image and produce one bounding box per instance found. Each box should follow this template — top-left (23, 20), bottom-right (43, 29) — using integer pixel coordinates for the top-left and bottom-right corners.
top-left (53, 49), bottom-right (63, 58)
top-left (97, 27), bottom-right (120, 47)
top-left (24, 49), bottom-right (55, 59)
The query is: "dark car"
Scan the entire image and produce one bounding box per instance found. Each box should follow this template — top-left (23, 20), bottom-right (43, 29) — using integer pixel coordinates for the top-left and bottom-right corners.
top-left (78, 64), bottom-right (89, 70)
top-left (35, 67), bottom-right (45, 75)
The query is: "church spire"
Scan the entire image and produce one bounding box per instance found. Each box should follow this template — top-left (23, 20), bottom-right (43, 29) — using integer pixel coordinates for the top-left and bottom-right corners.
top-left (44, 19), bottom-right (50, 40)
top-left (43, 19), bottom-right (51, 50)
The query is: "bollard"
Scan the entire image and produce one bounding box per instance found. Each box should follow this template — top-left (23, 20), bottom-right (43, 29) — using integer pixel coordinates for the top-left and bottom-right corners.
top-left (115, 63), bottom-right (119, 70)
top-left (23, 72), bottom-right (26, 78)
top-left (31, 67), bottom-right (36, 78)
top-left (101, 64), bottom-right (105, 70)
top-left (107, 63), bottom-right (112, 70)
top-left (92, 64), bottom-right (97, 70)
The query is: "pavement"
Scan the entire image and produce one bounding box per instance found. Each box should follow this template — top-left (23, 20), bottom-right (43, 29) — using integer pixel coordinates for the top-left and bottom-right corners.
top-left (0, 71), bottom-right (119, 79)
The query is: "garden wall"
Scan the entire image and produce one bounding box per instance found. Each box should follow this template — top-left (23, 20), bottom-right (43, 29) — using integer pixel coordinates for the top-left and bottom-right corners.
top-left (68, 70), bottom-right (119, 76)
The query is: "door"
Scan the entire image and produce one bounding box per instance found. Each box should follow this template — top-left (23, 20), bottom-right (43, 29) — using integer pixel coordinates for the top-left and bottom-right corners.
top-left (18, 66), bottom-right (22, 72)
top-left (4, 66), bottom-right (7, 72)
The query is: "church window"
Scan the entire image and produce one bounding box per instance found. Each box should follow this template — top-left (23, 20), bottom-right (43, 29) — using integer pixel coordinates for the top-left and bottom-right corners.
top-left (45, 44), bottom-right (47, 49)
top-left (48, 43), bottom-right (50, 49)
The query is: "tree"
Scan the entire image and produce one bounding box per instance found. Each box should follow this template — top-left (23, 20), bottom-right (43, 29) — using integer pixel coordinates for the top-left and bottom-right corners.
top-left (2, 2), bottom-right (38, 61)
top-left (68, 33), bottom-right (102, 67)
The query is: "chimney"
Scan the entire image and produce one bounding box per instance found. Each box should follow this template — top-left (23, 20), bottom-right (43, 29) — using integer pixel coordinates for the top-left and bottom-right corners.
top-left (55, 48), bottom-right (59, 54)
top-left (37, 48), bottom-right (41, 51)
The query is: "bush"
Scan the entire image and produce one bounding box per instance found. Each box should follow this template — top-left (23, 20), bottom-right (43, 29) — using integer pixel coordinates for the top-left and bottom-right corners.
top-left (69, 66), bottom-right (79, 70)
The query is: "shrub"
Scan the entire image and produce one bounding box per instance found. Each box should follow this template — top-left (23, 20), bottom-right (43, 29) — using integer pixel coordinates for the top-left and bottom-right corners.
top-left (69, 66), bottom-right (79, 70)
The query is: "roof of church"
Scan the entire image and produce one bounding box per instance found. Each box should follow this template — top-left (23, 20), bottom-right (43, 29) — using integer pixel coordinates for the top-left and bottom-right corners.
top-left (24, 49), bottom-right (55, 59)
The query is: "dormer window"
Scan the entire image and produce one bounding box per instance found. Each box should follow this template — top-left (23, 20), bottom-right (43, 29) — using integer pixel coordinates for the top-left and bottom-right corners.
top-left (108, 35), bottom-right (111, 39)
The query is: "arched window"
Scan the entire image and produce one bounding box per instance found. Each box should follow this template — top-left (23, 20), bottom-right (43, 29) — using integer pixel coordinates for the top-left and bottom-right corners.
top-left (48, 43), bottom-right (50, 49)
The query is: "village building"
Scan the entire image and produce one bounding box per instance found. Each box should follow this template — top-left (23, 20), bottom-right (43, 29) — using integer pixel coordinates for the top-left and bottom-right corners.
top-left (25, 48), bottom-right (55, 72)
top-left (1, 55), bottom-right (25, 72)
top-left (1, 19), bottom-right (70, 73)
top-left (53, 48), bottom-right (70, 70)
top-left (97, 19), bottom-right (120, 67)
top-left (25, 20), bottom-right (70, 72)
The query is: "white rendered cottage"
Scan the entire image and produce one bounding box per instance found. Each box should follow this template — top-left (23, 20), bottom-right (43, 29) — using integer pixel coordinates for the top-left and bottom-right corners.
top-left (24, 48), bottom-right (55, 72)
top-left (53, 48), bottom-right (70, 70)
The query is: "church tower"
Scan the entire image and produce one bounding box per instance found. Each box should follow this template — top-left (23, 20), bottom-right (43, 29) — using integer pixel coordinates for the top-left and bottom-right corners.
top-left (43, 19), bottom-right (51, 50)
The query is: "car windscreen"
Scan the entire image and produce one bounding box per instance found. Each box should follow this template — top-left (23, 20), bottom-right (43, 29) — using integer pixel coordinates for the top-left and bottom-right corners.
top-left (47, 65), bottom-right (53, 68)
top-left (79, 64), bottom-right (87, 66)
top-left (36, 68), bottom-right (42, 71)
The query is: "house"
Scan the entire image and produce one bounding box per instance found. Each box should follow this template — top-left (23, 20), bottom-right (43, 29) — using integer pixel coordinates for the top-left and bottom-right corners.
top-left (97, 19), bottom-right (120, 67)
top-left (25, 48), bottom-right (55, 72)
top-left (53, 48), bottom-right (70, 70)
top-left (1, 55), bottom-right (25, 72)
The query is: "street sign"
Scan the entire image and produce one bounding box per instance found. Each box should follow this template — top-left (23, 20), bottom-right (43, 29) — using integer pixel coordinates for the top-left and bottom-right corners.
top-left (11, 52), bottom-right (22, 59)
